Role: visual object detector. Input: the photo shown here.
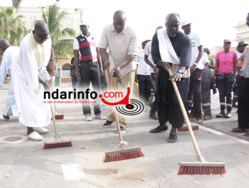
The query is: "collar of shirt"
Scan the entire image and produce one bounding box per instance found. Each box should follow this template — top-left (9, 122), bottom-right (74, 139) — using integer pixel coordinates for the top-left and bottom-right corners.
top-left (80, 33), bottom-right (93, 40)
top-left (110, 24), bottom-right (127, 34)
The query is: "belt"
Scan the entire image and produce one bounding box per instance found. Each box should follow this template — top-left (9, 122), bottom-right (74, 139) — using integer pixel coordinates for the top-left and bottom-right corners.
top-left (79, 61), bottom-right (98, 66)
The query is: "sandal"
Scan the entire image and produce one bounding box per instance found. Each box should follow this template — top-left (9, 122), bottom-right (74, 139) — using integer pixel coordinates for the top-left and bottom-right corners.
top-left (232, 127), bottom-right (246, 132)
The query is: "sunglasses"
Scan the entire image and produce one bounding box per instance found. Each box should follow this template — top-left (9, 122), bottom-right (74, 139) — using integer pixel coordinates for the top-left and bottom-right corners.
top-left (34, 32), bottom-right (50, 41)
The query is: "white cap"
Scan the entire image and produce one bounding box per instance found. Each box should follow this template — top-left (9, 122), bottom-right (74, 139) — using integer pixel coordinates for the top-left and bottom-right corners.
top-left (181, 20), bottom-right (192, 27)
top-left (79, 22), bottom-right (89, 26)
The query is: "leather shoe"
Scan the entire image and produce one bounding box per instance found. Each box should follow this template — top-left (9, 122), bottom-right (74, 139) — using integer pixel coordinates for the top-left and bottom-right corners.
top-left (167, 132), bottom-right (177, 143)
top-left (103, 120), bottom-right (114, 127)
top-left (150, 125), bottom-right (168, 133)
top-left (149, 113), bottom-right (158, 120)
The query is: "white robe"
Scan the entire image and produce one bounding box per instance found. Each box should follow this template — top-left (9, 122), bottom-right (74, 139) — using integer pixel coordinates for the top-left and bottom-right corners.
top-left (11, 33), bottom-right (52, 127)
top-left (0, 46), bottom-right (19, 116)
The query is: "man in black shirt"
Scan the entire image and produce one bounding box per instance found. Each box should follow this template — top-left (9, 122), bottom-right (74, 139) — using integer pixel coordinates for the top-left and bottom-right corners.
top-left (151, 13), bottom-right (192, 143)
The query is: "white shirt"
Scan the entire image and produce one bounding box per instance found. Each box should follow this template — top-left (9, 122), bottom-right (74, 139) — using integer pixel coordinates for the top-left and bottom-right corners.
top-left (11, 33), bottom-right (52, 127)
top-left (136, 49), bottom-right (151, 75)
top-left (98, 24), bottom-right (137, 76)
top-left (187, 32), bottom-right (204, 69)
top-left (236, 51), bottom-right (243, 59)
top-left (144, 41), bottom-right (155, 73)
top-left (201, 52), bottom-right (209, 66)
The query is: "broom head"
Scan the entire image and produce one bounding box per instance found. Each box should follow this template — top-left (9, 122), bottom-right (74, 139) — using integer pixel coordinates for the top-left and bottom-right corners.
top-left (178, 162), bottom-right (226, 175)
top-left (43, 139), bottom-right (72, 149)
top-left (55, 114), bottom-right (64, 120)
top-left (178, 125), bottom-right (199, 132)
top-left (104, 147), bottom-right (144, 162)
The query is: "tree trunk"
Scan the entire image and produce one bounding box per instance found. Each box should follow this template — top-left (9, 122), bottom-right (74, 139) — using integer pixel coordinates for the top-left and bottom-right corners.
top-left (12, 0), bottom-right (22, 9)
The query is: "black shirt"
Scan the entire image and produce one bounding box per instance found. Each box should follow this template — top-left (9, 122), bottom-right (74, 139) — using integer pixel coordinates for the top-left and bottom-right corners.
top-left (151, 31), bottom-right (192, 68)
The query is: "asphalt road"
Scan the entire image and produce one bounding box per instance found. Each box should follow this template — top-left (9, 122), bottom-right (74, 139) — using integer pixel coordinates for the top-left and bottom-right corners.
top-left (1, 84), bottom-right (249, 188)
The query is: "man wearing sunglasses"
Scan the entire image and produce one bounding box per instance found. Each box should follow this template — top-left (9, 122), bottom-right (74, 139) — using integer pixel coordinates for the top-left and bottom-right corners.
top-left (12, 22), bottom-right (53, 141)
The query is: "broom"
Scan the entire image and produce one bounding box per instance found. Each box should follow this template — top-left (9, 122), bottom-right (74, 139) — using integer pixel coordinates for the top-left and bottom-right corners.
top-left (43, 104), bottom-right (72, 149)
top-left (104, 70), bottom-right (144, 162)
top-left (168, 69), bottom-right (226, 175)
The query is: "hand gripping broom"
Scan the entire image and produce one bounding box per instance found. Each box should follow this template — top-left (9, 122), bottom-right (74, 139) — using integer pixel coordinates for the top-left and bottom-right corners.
top-left (104, 70), bottom-right (144, 162)
top-left (168, 69), bottom-right (226, 175)
top-left (43, 104), bottom-right (72, 149)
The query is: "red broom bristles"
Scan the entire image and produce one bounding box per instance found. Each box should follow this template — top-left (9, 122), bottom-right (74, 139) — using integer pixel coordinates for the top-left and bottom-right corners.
top-left (104, 149), bottom-right (145, 162)
top-left (178, 125), bottom-right (199, 132)
top-left (43, 142), bottom-right (72, 149)
top-left (178, 165), bottom-right (226, 175)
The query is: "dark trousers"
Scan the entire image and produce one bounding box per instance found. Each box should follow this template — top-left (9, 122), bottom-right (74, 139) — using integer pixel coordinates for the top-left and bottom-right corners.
top-left (79, 63), bottom-right (101, 115)
top-left (151, 73), bottom-right (157, 93)
top-left (188, 69), bottom-right (202, 119)
top-left (71, 73), bottom-right (77, 89)
top-left (233, 75), bottom-right (240, 104)
top-left (157, 102), bottom-right (186, 128)
top-left (137, 74), bottom-right (153, 105)
top-left (201, 82), bottom-right (211, 116)
top-left (216, 74), bottom-right (234, 112)
top-left (238, 77), bottom-right (249, 129)
top-left (150, 73), bottom-right (157, 114)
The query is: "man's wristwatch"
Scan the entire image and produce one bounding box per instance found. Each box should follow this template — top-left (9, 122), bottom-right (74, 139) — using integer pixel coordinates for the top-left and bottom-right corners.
top-left (194, 62), bottom-right (198, 66)
top-left (177, 69), bottom-right (184, 74)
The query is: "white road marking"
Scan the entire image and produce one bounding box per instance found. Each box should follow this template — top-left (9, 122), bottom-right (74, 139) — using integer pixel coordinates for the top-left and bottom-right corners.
top-left (199, 125), bottom-right (249, 146)
top-left (61, 163), bottom-right (86, 180)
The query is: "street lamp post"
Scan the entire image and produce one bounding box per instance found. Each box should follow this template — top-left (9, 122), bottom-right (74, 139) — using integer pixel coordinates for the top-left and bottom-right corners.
top-left (56, 0), bottom-right (59, 68)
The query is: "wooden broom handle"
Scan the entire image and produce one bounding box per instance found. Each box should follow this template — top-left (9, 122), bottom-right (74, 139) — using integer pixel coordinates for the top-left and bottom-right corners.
top-left (168, 69), bottom-right (203, 161)
top-left (107, 70), bottom-right (123, 142)
top-left (50, 103), bottom-right (60, 140)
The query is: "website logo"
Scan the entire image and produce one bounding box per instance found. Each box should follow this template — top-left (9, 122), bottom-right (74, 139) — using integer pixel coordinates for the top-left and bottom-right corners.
top-left (99, 87), bottom-right (144, 116)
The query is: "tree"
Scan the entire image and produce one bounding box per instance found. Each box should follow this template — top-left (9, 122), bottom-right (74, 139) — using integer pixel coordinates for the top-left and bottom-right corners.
top-left (0, 6), bottom-right (27, 45)
top-left (39, 4), bottom-right (76, 59)
top-left (12, 0), bottom-right (22, 9)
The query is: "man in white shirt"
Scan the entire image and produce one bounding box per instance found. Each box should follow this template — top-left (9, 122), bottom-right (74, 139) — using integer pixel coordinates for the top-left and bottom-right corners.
top-left (136, 39), bottom-right (153, 106)
top-left (0, 39), bottom-right (19, 121)
top-left (99, 10), bottom-right (137, 133)
top-left (12, 22), bottom-right (52, 141)
top-left (182, 20), bottom-right (204, 124)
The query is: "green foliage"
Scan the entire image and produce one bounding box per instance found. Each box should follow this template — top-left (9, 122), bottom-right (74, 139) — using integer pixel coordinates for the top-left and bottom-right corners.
top-left (40, 4), bottom-right (76, 59)
top-left (0, 6), bottom-right (27, 45)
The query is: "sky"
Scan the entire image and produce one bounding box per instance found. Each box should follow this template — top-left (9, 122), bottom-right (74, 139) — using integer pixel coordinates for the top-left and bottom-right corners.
top-left (1, 0), bottom-right (249, 49)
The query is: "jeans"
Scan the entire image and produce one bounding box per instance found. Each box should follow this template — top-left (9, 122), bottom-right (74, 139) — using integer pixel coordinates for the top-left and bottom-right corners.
top-left (79, 62), bottom-right (101, 115)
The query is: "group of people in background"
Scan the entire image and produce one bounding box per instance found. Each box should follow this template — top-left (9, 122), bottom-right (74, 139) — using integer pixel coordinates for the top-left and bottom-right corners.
top-left (1, 10), bottom-right (249, 141)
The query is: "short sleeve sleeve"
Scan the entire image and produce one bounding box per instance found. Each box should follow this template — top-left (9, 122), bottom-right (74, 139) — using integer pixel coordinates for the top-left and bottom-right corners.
top-left (73, 38), bottom-right (79, 50)
top-left (127, 30), bottom-right (137, 55)
top-left (151, 33), bottom-right (161, 63)
top-left (98, 26), bottom-right (109, 49)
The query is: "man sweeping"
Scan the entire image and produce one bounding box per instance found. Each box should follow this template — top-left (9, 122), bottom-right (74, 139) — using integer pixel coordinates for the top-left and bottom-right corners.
top-left (0, 39), bottom-right (19, 121)
top-left (151, 13), bottom-right (192, 143)
top-left (12, 22), bottom-right (52, 141)
top-left (99, 10), bottom-right (137, 133)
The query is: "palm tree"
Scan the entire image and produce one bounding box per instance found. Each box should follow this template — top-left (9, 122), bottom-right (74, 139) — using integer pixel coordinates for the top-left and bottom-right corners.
top-left (39, 4), bottom-right (76, 59)
top-left (12, 0), bottom-right (22, 9)
top-left (0, 6), bottom-right (27, 45)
